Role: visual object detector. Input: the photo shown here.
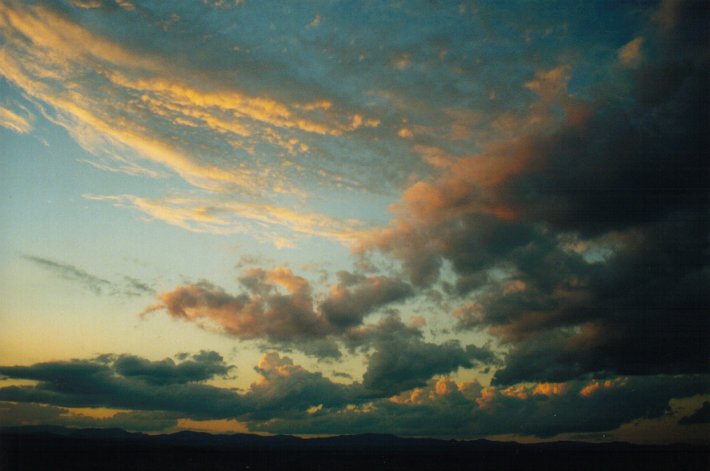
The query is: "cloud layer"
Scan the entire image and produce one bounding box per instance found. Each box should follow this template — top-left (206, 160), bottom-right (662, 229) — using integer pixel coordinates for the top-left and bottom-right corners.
top-left (1, 352), bottom-right (707, 440)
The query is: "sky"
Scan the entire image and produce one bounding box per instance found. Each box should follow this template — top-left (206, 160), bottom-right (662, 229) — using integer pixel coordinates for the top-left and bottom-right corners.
top-left (0, 0), bottom-right (708, 444)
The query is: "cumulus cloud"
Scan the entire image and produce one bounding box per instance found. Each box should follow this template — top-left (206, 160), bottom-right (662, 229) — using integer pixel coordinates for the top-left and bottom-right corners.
top-left (320, 272), bottom-right (413, 328)
top-left (347, 317), bottom-right (496, 396)
top-left (359, 0), bottom-right (709, 385)
top-left (142, 272), bottom-right (331, 349)
top-left (144, 267), bottom-right (415, 357)
top-left (241, 352), bottom-right (354, 420)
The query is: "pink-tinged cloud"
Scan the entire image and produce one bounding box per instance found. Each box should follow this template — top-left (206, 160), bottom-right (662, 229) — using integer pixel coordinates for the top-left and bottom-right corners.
top-left (143, 268), bottom-right (414, 355)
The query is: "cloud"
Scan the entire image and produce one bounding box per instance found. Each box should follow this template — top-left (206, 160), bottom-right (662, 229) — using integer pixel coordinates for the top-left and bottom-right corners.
top-left (618, 36), bottom-right (644, 65)
top-left (306, 14), bottom-right (321, 29)
top-left (240, 352), bottom-right (354, 420)
top-left (144, 267), bottom-right (415, 357)
top-left (0, 353), bottom-right (245, 420)
top-left (1, 352), bottom-right (707, 440)
top-left (0, 0), bottom-right (393, 248)
top-left (83, 193), bottom-right (366, 244)
top-left (679, 401), bottom-right (710, 425)
top-left (2, 0), bottom-right (708, 443)
top-left (253, 373), bottom-right (709, 439)
top-left (0, 1), bottom-right (379, 192)
top-left (24, 255), bottom-right (112, 295)
top-left (0, 352), bottom-right (358, 424)
top-left (347, 317), bottom-right (496, 397)
top-left (0, 401), bottom-right (179, 432)
top-left (112, 351), bottom-right (232, 385)
top-left (320, 272), bottom-right (413, 328)
top-left (23, 255), bottom-right (154, 297)
top-left (359, 0), bottom-right (709, 384)
top-left (0, 104), bottom-right (31, 133)
top-left (122, 276), bottom-right (157, 297)
top-left (142, 272), bottom-right (332, 351)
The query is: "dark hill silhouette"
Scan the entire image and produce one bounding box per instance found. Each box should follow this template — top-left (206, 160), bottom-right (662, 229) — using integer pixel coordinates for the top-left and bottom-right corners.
top-left (1, 426), bottom-right (708, 471)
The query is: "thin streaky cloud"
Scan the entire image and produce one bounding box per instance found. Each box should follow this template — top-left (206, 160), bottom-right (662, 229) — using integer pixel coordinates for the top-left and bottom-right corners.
top-left (23, 255), bottom-right (154, 297)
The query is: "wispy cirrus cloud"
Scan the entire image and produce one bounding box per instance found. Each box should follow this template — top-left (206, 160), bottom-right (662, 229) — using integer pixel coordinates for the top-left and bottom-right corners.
top-left (0, 0), bottom-right (395, 248)
top-left (83, 193), bottom-right (367, 245)
top-left (0, 1), bottom-right (378, 195)
top-left (0, 104), bottom-right (32, 133)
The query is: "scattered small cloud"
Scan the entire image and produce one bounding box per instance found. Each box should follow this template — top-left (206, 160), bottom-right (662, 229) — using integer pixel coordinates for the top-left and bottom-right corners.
top-left (307, 14), bottom-right (321, 29)
top-left (618, 36), bottom-right (644, 66)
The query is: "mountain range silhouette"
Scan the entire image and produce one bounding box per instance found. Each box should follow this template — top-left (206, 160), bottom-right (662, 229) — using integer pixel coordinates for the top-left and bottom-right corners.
top-left (2, 426), bottom-right (708, 470)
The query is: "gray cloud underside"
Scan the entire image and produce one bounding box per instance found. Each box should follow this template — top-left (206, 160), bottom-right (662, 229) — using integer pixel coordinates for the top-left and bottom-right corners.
top-left (0, 401), bottom-right (179, 432)
top-left (0, 351), bottom-right (707, 438)
top-left (0, 324), bottom-right (492, 418)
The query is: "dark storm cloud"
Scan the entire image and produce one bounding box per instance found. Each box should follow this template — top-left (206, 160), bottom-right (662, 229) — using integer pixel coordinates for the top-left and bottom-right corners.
top-left (362, 0), bottom-right (709, 385)
top-left (347, 317), bottom-right (496, 396)
top-left (24, 255), bottom-right (155, 297)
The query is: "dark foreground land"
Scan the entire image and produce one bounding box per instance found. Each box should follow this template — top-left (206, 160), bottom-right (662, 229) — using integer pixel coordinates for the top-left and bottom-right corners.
top-left (1, 426), bottom-right (708, 471)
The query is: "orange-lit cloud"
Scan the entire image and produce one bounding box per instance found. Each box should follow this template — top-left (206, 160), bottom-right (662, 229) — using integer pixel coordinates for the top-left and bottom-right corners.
top-left (84, 193), bottom-right (366, 245)
top-left (143, 268), bottom-right (415, 355)
top-left (618, 36), bottom-right (644, 66)
top-left (0, 1), bottom-right (379, 197)
top-left (0, 105), bottom-right (31, 133)
top-left (579, 379), bottom-right (626, 397)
